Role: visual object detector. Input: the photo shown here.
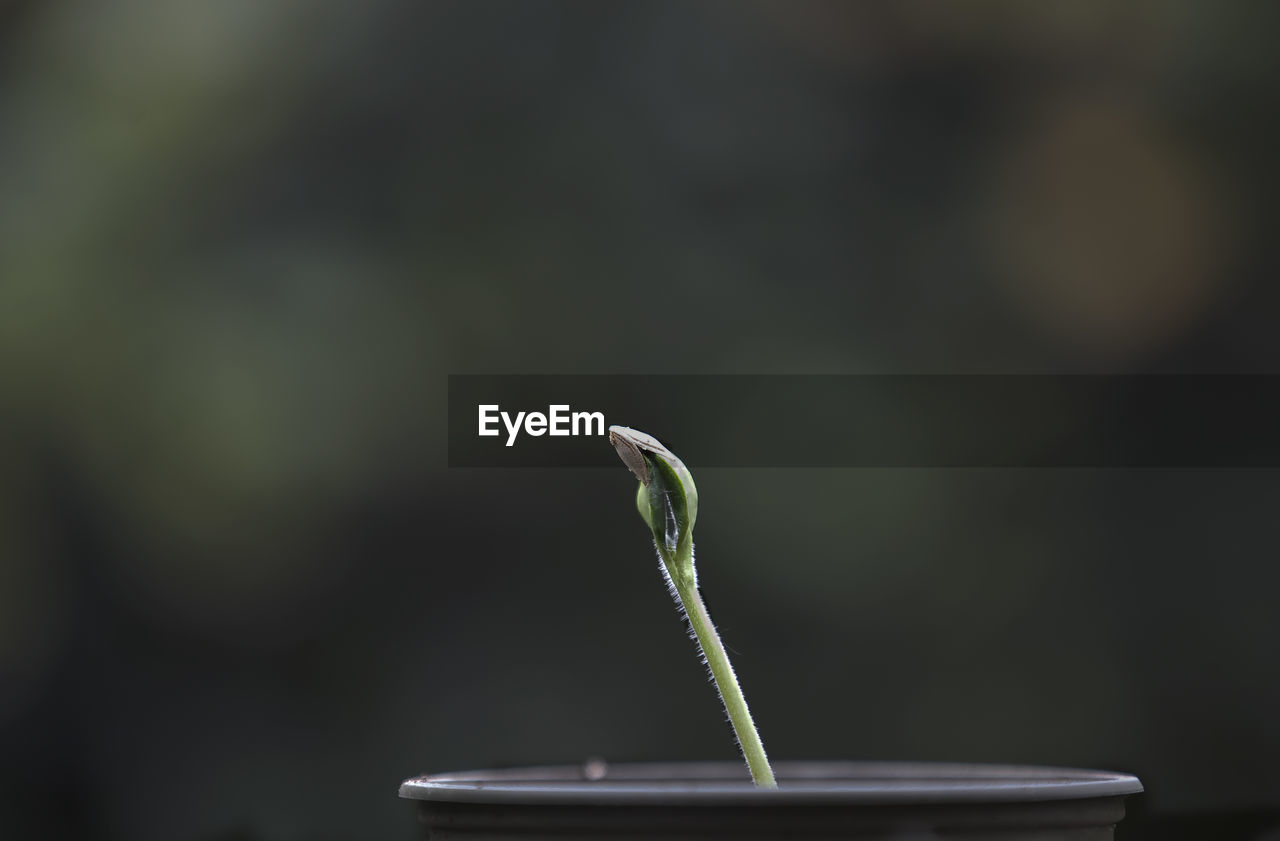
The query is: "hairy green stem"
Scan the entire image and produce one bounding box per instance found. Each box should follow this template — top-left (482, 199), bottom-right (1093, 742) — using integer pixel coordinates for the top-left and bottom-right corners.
top-left (665, 547), bottom-right (776, 789)
top-left (608, 425), bottom-right (775, 788)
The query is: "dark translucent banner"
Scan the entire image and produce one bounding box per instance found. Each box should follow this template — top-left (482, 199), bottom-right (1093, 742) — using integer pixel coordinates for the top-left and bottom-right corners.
top-left (447, 375), bottom-right (1280, 467)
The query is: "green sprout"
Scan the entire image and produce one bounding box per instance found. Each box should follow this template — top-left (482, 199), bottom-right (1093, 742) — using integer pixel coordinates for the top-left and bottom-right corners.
top-left (608, 425), bottom-right (777, 789)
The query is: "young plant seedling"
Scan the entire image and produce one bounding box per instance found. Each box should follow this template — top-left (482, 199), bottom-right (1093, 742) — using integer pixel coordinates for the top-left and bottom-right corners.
top-left (608, 425), bottom-right (777, 789)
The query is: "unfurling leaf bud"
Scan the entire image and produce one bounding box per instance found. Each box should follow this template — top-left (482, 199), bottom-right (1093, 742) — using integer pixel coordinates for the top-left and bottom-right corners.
top-left (608, 426), bottom-right (699, 563)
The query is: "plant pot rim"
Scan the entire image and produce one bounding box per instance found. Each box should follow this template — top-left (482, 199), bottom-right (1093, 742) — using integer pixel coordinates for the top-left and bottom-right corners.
top-left (399, 760), bottom-right (1143, 807)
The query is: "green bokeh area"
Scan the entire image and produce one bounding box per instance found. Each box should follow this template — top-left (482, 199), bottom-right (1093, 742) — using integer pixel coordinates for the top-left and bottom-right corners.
top-left (2, 2), bottom-right (1279, 840)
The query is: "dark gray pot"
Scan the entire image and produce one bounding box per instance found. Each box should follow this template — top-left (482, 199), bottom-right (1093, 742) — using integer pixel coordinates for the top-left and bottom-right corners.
top-left (399, 760), bottom-right (1143, 840)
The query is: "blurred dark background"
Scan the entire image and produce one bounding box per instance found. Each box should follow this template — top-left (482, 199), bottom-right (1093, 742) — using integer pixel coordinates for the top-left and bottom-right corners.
top-left (2, 1), bottom-right (1279, 839)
